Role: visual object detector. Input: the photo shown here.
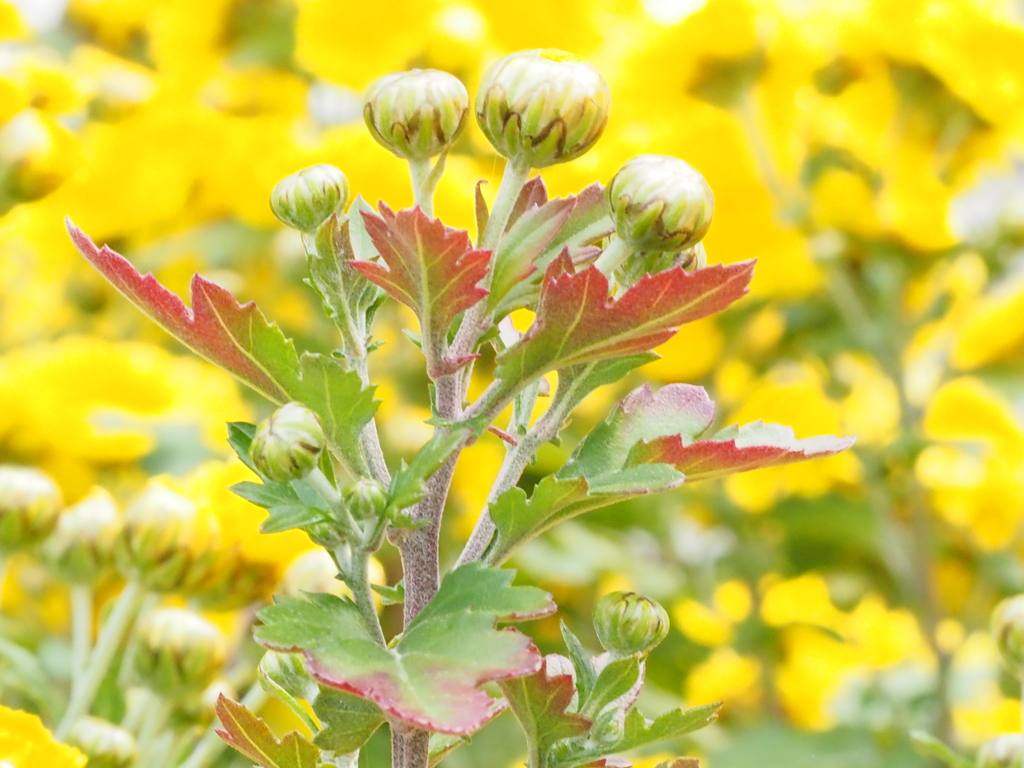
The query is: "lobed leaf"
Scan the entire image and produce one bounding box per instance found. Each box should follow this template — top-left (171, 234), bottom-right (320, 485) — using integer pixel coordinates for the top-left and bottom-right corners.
top-left (255, 563), bottom-right (555, 735)
top-left (69, 223), bottom-right (378, 470)
top-left (494, 253), bottom-right (754, 391)
top-left (312, 689), bottom-right (386, 755)
top-left (352, 204), bottom-right (490, 376)
top-left (501, 654), bottom-right (592, 758)
top-left (579, 656), bottom-right (643, 720)
top-left (387, 429), bottom-right (471, 516)
top-left (215, 695), bottom-right (321, 768)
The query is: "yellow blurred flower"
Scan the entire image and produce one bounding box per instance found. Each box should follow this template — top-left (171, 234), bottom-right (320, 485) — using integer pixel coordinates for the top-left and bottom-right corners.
top-left (0, 705), bottom-right (85, 767)
top-left (684, 647), bottom-right (762, 710)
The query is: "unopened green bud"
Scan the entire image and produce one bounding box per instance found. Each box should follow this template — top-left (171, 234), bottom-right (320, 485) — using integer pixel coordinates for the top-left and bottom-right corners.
top-left (0, 465), bottom-right (62, 553)
top-left (67, 717), bottom-right (137, 768)
top-left (250, 402), bottom-right (326, 482)
top-left (476, 48), bottom-right (610, 168)
top-left (344, 478), bottom-right (387, 521)
top-left (134, 607), bottom-right (227, 698)
top-left (364, 69), bottom-right (468, 160)
top-left (40, 487), bottom-right (121, 584)
top-left (607, 155), bottom-right (714, 253)
top-left (594, 591), bottom-right (669, 657)
top-left (992, 595), bottom-right (1024, 678)
top-left (979, 734), bottom-right (1024, 768)
top-left (270, 164), bottom-right (350, 233)
top-left (116, 482), bottom-right (216, 593)
top-left (259, 650), bottom-right (315, 700)
top-left (190, 548), bottom-right (277, 610)
top-left (278, 549), bottom-right (349, 599)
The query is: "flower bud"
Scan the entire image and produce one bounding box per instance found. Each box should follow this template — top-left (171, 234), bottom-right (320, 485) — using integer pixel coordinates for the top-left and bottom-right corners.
top-left (270, 164), bottom-right (350, 233)
top-left (278, 549), bottom-right (349, 599)
top-left (116, 481), bottom-right (216, 593)
top-left (0, 109), bottom-right (78, 201)
top-left (67, 717), bottom-right (137, 768)
top-left (607, 155), bottom-right (715, 253)
top-left (259, 650), bottom-right (315, 700)
top-left (344, 478), bottom-right (387, 521)
top-left (979, 734), bottom-right (1024, 768)
top-left (594, 591), bottom-right (669, 657)
top-left (476, 49), bottom-right (610, 168)
top-left (250, 402), bottom-right (326, 482)
top-left (134, 607), bottom-right (227, 698)
top-left (190, 548), bottom-right (277, 610)
top-left (0, 465), bottom-right (62, 553)
top-left (992, 595), bottom-right (1024, 678)
top-left (364, 69), bottom-right (469, 160)
top-left (40, 487), bottom-right (121, 584)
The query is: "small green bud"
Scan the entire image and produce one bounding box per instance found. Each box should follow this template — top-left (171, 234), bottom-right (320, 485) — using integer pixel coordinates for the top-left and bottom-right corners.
top-left (476, 48), bottom-right (611, 168)
top-left (116, 481), bottom-right (215, 593)
top-left (259, 650), bottom-right (315, 700)
top-left (979, 734), bottom-right (1024, 768)
top-left (593, 591), bottom-right (669, 657)
top-left (67, 717), bottom-right (137, 768)
top-left (40, 487), bottom-right (121, 584)
top-left (364, 69), bottom-right (469, 160)
top-left (344, 478), bottom-right (387, 521)
top-left (134, 607), bottom-right (227, 698)
top-left (992, 595), bottom-right (1024, 678)
top-left (0, 465), bottom-right (62, 553)
top-left (270, 164), bottom-right (350, 232)
top-left (250, 402), bottom-right (326, 482)
top-left (607, 155), bottom-right (715, 253)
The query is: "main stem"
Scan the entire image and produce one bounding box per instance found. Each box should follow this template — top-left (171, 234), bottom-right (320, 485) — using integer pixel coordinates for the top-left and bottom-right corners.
top-left (57, 581), bottom-right (145, 739)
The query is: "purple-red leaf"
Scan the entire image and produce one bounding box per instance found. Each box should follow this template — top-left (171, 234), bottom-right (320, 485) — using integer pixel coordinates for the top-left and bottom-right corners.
top-left (495, 253), bottom-right (754, 386)
top-left (353, 204), bottom-right (489, 376)
top-left (501, 654), bottom-right (592, 754)
top-left (215, 695), bottom-right (320, 768)
top-left (629, 421), bottom-right (856, 481)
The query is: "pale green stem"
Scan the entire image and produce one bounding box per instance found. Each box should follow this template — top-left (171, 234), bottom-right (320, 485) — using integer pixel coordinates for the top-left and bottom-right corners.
top-left (136, 695), bottom-right (173, 760)
top-left (70, 584), bottom-right (93, 696)
top-left (593, 235), bottom-right (633, 275)
top-left (480, 158), bottom-right (531, 252)
top-left (340, 548), bottom-right (386, 646)
top-left (56, 581), bottom-right (145, 739)
top-left (409, 156), bottom-right (443, 218)
top-left (176, 685), bottom-right (269, 768)
top-left (118, 592), bottom-right (158, 689)
top-left (307, 469), bottom-right (360, 536)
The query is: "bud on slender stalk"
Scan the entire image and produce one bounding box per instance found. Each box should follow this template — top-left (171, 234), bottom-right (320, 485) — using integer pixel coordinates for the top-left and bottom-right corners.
top-left (594, 591), bottom-right (670, 657)
top-left (992, 594), bottom-right (1024, 678)
top-left (0, 465), bottom-right (62, 553)
top-left (270, 165), bottom-right (349, 233)
top-left (67, 717), bottom-right (137, 768)
top-left (476, 48), bottom-right (610, 168)
top-left (978, 734), bottom-right (1024, 768)
top-left (607, 155), bottom-right (715, 253)
top-left (134, 607), bottom-right (227, 698)
top-left (364, 69), bottom-right (469, 160)
top-left (278, 549), bottom-right (350, 599)
top-left (250, 402), bottom-right (326, 482)
top-left (344, 478), bottom-right (387, 521)
top-left (259, 650), bottom-right (316, 700)
top-left (40, 487), bottom-right (121, 584)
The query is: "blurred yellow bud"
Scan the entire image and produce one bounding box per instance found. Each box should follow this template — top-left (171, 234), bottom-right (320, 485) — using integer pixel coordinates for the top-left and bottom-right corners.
top-left (992, 594), bottom-right (1024, 678)
top-left (0, 109), bottom-right (78, 201)
top-left (979, 734), bottom-right (1024, 768)
top-left (40, 487), bottom-right (121, 584)
top-left (278, 548), bottom-right (348, 599)
top-left (66, 717), bottom-right (137, 768)
top-left (134, 607), bottom-right (227, 698)
top-left (0, 465), bottom-right (62, 554)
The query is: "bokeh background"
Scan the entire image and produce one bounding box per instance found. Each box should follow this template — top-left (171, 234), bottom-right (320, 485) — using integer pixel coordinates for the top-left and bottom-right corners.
top-left (3, 0), bottom-right (1024, 765)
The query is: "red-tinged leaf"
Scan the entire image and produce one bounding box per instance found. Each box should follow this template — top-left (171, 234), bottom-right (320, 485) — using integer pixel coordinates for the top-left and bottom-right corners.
top-left (501, 654), bottom-right (592, 756)
top-left (69, 222), bottom-right (378, 472)
top-left (507, 176), bottom-right (550, 228)
top-left (255, 564), bottom-right (554, 735)
top-left (215, 695), bottom-right (321, 768)
top-left (629, 421), bottom-right (856, 481)
top-left (353, 204), bottom-right (489, 376)
top-left (495, 253), bottom-right (754, 388)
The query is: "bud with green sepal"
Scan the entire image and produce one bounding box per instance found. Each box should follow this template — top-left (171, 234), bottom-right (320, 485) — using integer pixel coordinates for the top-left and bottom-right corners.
top-left (67, 717), bottom-right (137, 768)
top-left (476, 48), bottom-right (610, 170)
top-left (250, 402), bottom-right (326, 482)
top-left (0, 465), bottom-right (62, 553)
top-left (992, 594), bottom-right (1024, 678)
top-left (364, 69), bottom-right (468, 161)
top-left (593, 591), bottom-right (670, 658)
top-left (270, 164), bottom-right (350, 233)
top-left (344, 478), bottom-right (388, 522)
top-left (598, 155), bottom-right (715, 276)
top-left (979, 734), bottom-right (1024, 768)
top-left (40, 487), bottom-right (121, 584)
top-left (259, 649), bottom-right (317, 701)
top-left (134, 607), bottom-right (227, 698)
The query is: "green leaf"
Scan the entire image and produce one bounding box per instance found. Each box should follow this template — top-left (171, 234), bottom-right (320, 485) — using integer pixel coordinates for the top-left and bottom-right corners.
top-left (215, 695), bottom-right (321, 768)
top-left (579, 657), bottom-right (642, 720)
top-left (560, 623), bottom-right (598, 703)
top-left (309, 212), bottom-right (380, 334)
top-left (0, 636), bottom-right (59, 723)
top-left (370, 580), bottom-right (405, 605)
top-left (312, 689), bottom-right (386, 754)
top-left (500, 654), bottom-right (592, 759)
top-left (70, 224), bottom-right (379, 473)
top-left (910, 732), bottom-right (976, 768)
top-left (484, 467), bottom-right (683, 566)
top-left (227, 421), bottom-right (258, 472)
top-left (255, 563), bottom-right (555, 735)
top-left (230, 476), bottom-right (331, 535)
top-left (430, 733), bottom-right (471, 767)
top-left (387, 429), bottom-right (470, 514)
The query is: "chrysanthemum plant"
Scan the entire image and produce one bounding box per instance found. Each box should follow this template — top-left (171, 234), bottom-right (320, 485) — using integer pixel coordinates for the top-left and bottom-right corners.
top-left (69, 50), bottom-right (854, 768)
